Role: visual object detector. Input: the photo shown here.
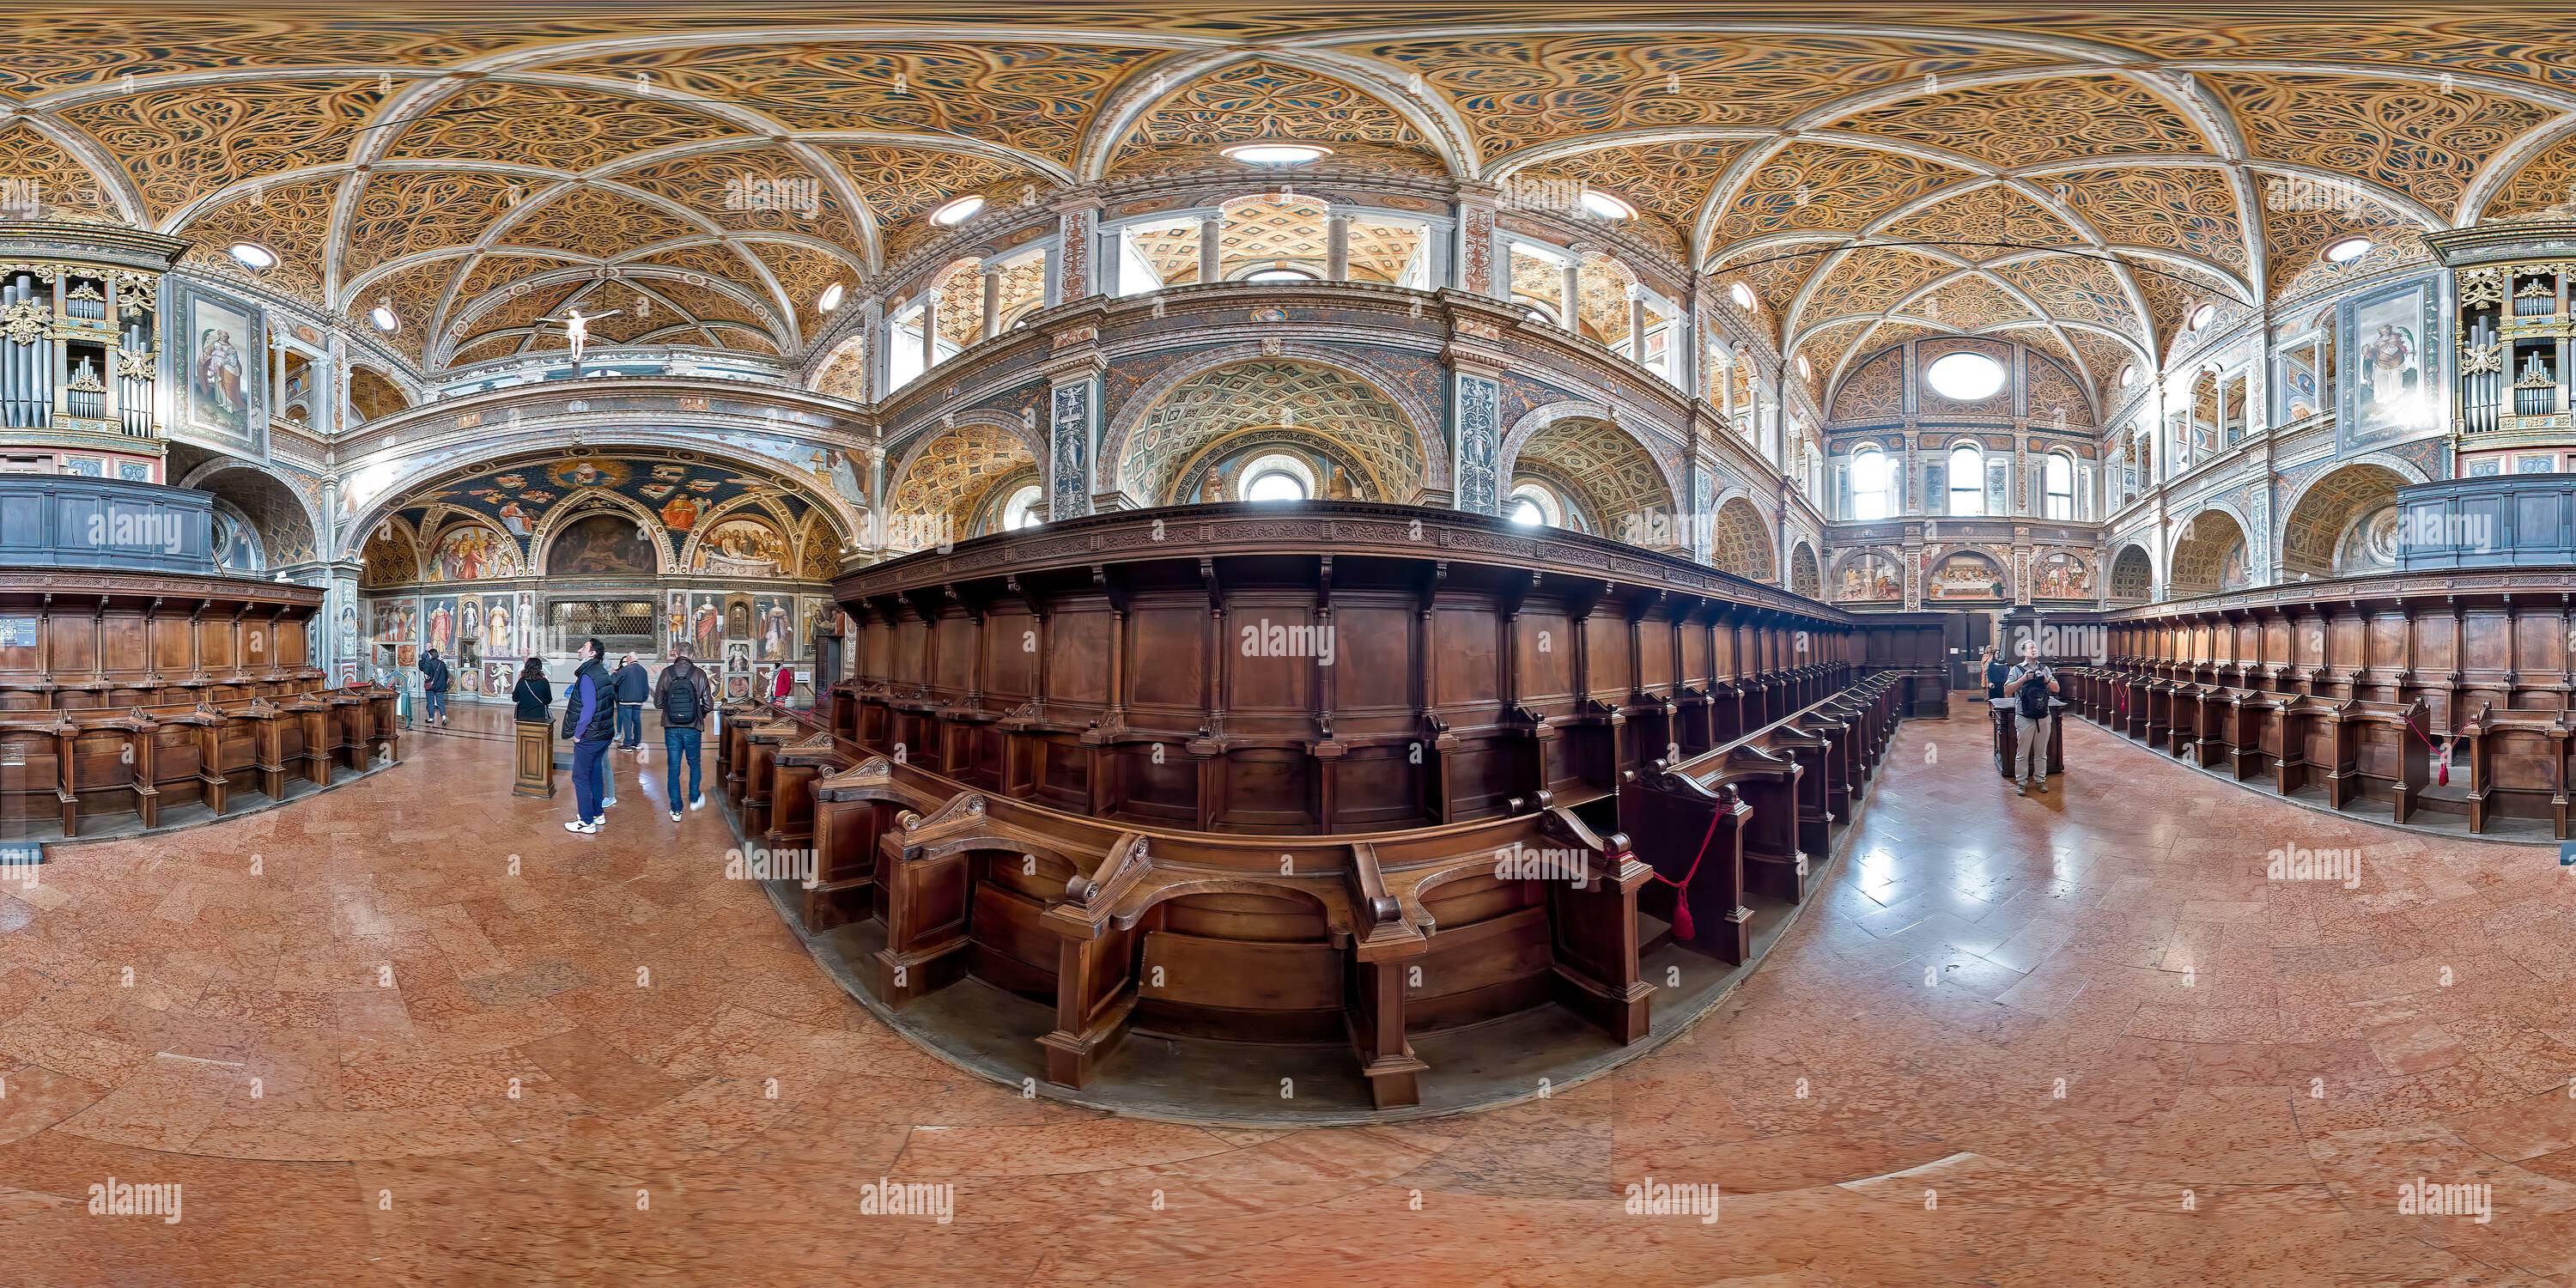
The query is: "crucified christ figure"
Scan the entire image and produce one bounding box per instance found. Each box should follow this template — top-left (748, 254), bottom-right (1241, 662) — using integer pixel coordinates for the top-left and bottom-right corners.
top-left (536, 307), bottom-right (622, 367)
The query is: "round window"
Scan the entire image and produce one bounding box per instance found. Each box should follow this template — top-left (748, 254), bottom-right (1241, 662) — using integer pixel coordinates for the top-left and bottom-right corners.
top-left (1923, 351), bottom-right (2006, 401)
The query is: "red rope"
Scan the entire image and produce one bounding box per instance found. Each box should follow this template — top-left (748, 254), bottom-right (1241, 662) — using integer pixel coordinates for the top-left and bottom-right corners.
top-left (2403, 716), bottom-right (2450, 787)
top-left (1647, 801), bottom-right (1728, 941)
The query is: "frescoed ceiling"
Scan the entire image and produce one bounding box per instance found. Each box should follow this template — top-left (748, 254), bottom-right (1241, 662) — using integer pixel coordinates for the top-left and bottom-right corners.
top-left (378, 448), bottom-right (823, 573)
top-left (3, 5), bottom-right (2567, 399)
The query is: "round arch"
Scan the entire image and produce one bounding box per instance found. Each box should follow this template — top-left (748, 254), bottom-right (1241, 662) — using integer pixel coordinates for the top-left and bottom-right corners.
top-left (340, 435), bottom-right (862, 565)
top-left (2275, 456), bottom-right (2427, 578)
top-left (528, 490), bottom-right (672, 576)
top-left (2167, 507), bottom-right (2252, 595)
top-left (1100, 344), bottom-right (1448, 508)
top-left (179, 459), bottom-right (323, 568)
top-left (1709, 495), bottom-right (1776, 582)
top-left (2108, 542), bottom-right (2154, 602)
top-left (1789, 541), bottom-right (1822, 598)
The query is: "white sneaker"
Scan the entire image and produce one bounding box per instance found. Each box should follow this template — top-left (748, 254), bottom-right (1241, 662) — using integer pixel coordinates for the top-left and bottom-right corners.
top-left (669, 811), bottom-right (682, 822)
top-left (565, 820), bottom-right (597, 834)
top-left (603, 795), bottom-right (617, 808)
top-left (688, 796), bottom-right (704, 811)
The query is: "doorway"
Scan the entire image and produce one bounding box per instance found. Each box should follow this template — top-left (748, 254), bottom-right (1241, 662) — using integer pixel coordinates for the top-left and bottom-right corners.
top-left (1944, 611), bottom-right (1994, 692)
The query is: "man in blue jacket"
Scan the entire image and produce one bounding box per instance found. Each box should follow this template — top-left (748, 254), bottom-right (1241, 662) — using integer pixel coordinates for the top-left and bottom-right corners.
top-left (420, 648), bottom-right (451, 726)
top-left (562, 638), bottom-right (618, 833)
top-left (611, 652), bottom-right (650, 753)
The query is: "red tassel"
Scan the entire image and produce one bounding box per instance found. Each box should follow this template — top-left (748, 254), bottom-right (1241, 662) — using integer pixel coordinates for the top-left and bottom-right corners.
top-left (1672, 896), bottom-right (1695, 942)
top-left (2438, 738), bottom-right (2450, 787)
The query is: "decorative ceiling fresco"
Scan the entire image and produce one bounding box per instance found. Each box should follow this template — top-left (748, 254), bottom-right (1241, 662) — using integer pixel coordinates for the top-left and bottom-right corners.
top-left (2, 7), bottom-right (2567, 396)
top-left (369, 448), bottom-right (829, 583)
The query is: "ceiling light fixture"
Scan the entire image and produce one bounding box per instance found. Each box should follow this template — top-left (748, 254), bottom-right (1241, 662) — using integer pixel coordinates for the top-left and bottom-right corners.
top-left (369, 305), bottom-right (400, 333)
top-left (931, 195), bottom-right (986, 227)
top-left (1579, 188), bottom-right (1636, 221)
top-left (1222, 143), bottom-right (1330, 167)
top-left (227, 243), bottom-right (276, 271)
top-left (2324, 236), bottom-right (2373, 264)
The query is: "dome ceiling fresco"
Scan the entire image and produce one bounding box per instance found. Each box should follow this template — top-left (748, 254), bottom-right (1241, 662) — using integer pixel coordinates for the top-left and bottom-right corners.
top-left (0, 7), bottom-right (2562, 397)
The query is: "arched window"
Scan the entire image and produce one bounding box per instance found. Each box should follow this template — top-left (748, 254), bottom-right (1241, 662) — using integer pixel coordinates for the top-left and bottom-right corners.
top-left (1947, 443), bottom-right (1984, 516)
top-left (1239, 453), bottom-right (1314, 502)
top-left (999, 484), bottom-right (1043, 531)
top-left (2043, 453), bottom-right (2075, 520)
top-left (1850, 446), bottom-right (1893, 520)
top-left (1506, 482), bottom-right (1562, 528)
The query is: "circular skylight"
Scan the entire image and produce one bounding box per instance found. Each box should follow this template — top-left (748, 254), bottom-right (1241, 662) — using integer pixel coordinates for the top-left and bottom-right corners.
top-left (1223, 143), bottom-right (1331, 167)
top-left (1242, 268), bottom-right (1316, 283)
top-left (1579, 188), bottom-right (1636, 221)
top-left (1796, 354), bottom-right (1814, 381)
top-left (2324, 236), bottom-right (2373, 264)
top-left (931, 196), bottom-right (985, 227)
top-left (227, 243), bottom-right (277, 271)
top-left (368, 306), bottom-right (400, 333)
top-left (1923, 351), bottom-right (2007, 402)
top-left (817, 283), bottom-right (846, 312)
top-left (2189, 303), bottom-right (2217, 330)
top-left (2118, 363), bottom-right (2137, 388)
top-left (1729, 282), bottom-right (1758, 310)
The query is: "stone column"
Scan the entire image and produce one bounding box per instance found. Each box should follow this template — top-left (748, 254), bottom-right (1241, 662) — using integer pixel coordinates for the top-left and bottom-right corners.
top-left (1056, 199), bottom-right (1099, 299)
top-left (918, 289), bottom-right (940, 373)
top-left (1326, 214), bottom-right (1352, 282)
top-left (1626, 287), bottom-right (1647, 363)
top-left (981, 264), bottom-right (1004, 339)
top-left (1559, 258), bottom-right (1581, 334)
top-left (1199, 214), bottom-right (1223, 285)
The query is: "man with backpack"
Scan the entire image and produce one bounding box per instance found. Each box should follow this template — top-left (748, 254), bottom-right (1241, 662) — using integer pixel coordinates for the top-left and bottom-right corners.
top-left (2005, 639), bottom-right (2060, 796)
top-left (654, 644), bottom-right (714, 821)
top-left (420, 647), bottom-right (451, 726)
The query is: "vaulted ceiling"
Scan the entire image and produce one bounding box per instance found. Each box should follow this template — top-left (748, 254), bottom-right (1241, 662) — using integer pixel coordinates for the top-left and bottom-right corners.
top-left (6, 7), bottom-right (2567, 398)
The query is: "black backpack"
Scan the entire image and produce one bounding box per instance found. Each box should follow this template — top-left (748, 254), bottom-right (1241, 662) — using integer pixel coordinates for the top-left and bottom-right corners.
top-left (2015, 672), bottom-right (2052, 720)
top-left (664, 670), bottom-right (702, 727)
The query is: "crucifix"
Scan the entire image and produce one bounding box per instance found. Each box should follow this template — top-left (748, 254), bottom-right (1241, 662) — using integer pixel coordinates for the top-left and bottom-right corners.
top-left (536, 307), bottom-right (621, 371)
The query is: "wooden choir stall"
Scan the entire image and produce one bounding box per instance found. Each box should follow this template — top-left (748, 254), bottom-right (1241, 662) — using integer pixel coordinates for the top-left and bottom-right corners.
top-left (715, 502), bottom-right (1947, 1115)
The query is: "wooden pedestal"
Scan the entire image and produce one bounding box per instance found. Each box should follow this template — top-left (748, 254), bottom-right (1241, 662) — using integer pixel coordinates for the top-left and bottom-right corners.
top-left (513, 720), bottom-right (556, 799)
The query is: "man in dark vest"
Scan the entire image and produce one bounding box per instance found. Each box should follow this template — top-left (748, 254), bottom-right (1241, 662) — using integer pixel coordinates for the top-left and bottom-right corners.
top-left (562, 637), bottom-right (617, 833)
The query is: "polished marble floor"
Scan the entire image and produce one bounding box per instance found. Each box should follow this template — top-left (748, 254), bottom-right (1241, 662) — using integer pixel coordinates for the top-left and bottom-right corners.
top-left (5, 698), bottom-right (2571, 1285)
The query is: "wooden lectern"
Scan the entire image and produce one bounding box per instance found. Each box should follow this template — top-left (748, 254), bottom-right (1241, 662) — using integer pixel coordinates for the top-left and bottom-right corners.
top-left (513, 720), bottom-right (556, 798)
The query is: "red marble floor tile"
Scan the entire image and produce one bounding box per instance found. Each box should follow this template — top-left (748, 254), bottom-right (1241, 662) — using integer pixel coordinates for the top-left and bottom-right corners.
top-left (1, 698), bottom-right (2568, 1283)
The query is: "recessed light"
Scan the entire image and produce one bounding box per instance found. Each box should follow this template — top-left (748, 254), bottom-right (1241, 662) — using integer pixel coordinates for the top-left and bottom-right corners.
top-left (2324, 236), bottom-right (2373, 264)
top-left (2189, 303), bottom-right (2217, 330)
top-left (1579, 188), bottom-right (1636, 221)
top-left (227, 243), bottom-right (276, 270)
top-left (2118, 363), bottom-right (2137, 387)
top-left (1223, 143), bottom-right (1330, 167)
top-left (1729, 282), bottom-right (1758, 310)
top-left (369, 306), bottom-right (399, 333)
top-left (931, 196), bottom-right (985, 228)
top-left (817, 283), bottom-right (845, 312)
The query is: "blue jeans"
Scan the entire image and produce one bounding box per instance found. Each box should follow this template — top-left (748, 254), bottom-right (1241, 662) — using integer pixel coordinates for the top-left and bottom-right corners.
top-left (424, 690), bottom-right (447, 722)
top-left (663, 726), bottom-right (702, 811)
top-left (617, 703), bottom-right (643, 747)
top-left (572, 738), bottom-right (611, 823)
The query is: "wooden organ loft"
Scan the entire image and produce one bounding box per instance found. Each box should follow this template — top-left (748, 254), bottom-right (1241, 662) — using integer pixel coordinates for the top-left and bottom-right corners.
top-left (2437, 223), bottom-right (2576, 451)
